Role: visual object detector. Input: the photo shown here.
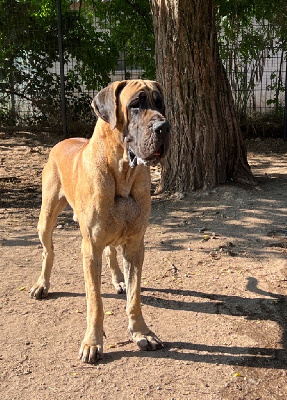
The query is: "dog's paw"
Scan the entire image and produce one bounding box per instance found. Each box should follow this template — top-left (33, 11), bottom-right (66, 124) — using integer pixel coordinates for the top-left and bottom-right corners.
top-left (29, 282), bottom-right (49, 299)
top-left (114, 281), bottom-right (126, 294)
top-left (79, 342), bottom-right (103, 364)
top-left (129, 328), bottom-right (164, 351)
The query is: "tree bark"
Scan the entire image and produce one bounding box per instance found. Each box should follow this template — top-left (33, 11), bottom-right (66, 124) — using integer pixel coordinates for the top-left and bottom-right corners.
top-left (149, 0), bottom-right (256, 192)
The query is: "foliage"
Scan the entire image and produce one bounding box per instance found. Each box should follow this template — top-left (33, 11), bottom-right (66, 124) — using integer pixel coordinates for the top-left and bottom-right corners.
top-left (0, 1), bottom-right (113, 125)
top-left (0, 0), bottom-right (155, 127)
top-left (0, 0), bottom-right (286, 127)
top-left (86, 0), bottom-right (155, 79)
top-left (216, 0), bottom-right (287, 119)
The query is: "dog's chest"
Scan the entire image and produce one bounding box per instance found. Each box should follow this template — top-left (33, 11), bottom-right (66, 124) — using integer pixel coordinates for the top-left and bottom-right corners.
top-left (114, 195), bottom-right (140, 220)
top-left (105, 194), bottom-right (150, 245)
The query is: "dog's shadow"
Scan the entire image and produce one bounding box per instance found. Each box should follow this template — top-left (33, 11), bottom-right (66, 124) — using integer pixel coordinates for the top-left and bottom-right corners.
top-left (105, 277), bottom-right (287, 368)
top-left (48, 292), bottom-right (85, 300)
top-left (48, 277), bottom-right (287, 368)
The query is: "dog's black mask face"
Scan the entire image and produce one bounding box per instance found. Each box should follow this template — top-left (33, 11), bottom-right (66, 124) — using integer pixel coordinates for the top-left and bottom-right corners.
top-left (124, 87), bottom-right (170, 167)
top-left (92, 80), bottom-right (170, 167)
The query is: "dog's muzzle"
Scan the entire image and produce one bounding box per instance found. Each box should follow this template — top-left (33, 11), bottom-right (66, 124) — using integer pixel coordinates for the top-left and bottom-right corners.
top-left (127, 119), bottom-right (170, 168)
top-left (151, 120), bottom-right (170, 157)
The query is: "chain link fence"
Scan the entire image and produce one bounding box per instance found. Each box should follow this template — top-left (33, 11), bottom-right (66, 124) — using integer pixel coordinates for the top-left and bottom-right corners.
top-left (1, 0), bottom-right (286, 139)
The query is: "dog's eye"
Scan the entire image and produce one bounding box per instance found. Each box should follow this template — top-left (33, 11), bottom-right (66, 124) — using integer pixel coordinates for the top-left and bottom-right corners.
top-left (129, 99), bottom-right (140, 109)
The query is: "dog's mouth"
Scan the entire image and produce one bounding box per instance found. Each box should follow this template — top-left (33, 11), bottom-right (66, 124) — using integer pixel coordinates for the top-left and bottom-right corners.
top-left (152, 144), bottom-right (164, 158)
top-left (128, 144), bottom-right (165, 168)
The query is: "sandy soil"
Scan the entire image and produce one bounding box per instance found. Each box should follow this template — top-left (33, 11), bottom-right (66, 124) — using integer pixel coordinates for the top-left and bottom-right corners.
top-left (0, 130), bottom-right (287, 400)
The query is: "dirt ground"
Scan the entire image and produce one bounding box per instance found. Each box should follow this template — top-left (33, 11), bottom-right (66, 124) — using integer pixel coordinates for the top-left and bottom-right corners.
top-left (0, 130), bottom-right (287, 400)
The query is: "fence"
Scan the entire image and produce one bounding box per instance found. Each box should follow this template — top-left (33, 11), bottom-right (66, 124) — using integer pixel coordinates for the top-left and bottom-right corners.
top-left (0, 0), bottom-right (286, 139)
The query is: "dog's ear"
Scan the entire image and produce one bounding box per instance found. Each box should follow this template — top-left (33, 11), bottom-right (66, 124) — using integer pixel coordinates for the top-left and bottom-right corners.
top-left (91, 81), bottom-right (127, 130)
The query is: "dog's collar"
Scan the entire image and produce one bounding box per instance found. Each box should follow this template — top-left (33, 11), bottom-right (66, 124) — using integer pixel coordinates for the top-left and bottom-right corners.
top-left (128, 148), bottom-right (147, 168)
top-left (128, 148), bottom-right (137, 168)
top-left (124, 139), bottom-right (145, 168)
top-left (124, 137), bottom-right (147, 168)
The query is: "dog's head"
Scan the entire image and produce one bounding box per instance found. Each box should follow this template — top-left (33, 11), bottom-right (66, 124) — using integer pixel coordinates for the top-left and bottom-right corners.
top-left (92, 80), bottom-right (170, 167)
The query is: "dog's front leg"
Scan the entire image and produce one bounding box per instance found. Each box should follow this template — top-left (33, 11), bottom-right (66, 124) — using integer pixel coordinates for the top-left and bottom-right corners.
top-left (123, 238), bottom-right (163, 351)
top-left (79, 238), bottom-right (104, 363)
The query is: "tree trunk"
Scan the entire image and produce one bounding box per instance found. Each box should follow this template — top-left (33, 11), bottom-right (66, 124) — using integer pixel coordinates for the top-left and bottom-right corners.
top-left (149, 0), bottom-right (256, 192)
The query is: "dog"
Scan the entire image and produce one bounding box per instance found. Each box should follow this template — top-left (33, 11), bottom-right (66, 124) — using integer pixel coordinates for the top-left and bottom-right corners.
top-left (29, 79), bottom-right (170, 363)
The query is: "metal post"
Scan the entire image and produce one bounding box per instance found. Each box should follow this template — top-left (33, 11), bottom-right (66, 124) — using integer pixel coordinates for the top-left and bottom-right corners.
top-left (284, 52), bottom-right (287, 140)
top-left (9, 70), bottom-right (16, 125)
top-left (56, 0), bottom-right (67, 137)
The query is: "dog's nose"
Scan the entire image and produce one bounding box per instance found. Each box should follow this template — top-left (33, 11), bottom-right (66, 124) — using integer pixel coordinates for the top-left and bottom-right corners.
top-left (153, 121), bottom-right (170, 136)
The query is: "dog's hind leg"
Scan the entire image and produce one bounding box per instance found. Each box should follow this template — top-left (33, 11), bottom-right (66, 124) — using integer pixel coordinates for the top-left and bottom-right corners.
top-left (30, 163), bottom-right (67, 299)
top-left (104, 246), bottom-right (126, 294)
